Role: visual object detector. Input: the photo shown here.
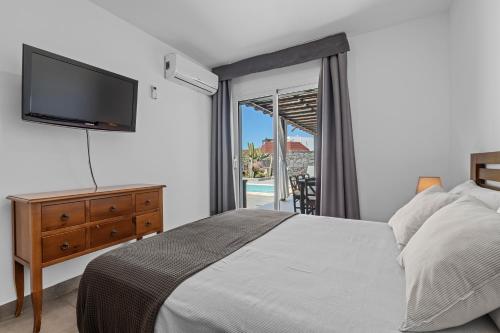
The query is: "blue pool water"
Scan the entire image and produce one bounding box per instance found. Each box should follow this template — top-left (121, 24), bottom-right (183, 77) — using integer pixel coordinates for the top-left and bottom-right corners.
top-left (246, 184), bottom-right (274, 193)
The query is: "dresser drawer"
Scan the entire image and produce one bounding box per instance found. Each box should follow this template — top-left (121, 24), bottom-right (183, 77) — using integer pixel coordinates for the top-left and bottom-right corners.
top-left (42, 201), bottom-right (86, 232)
top-left (135, 191), bottom-right (159, 213)
top-left (90, 195), bottom-right (132, 221)
top-left (90, 218), bottom-right (134, 248)
top-left (136, 211), bottom-right (162, 235)
top-left (42, 229), bottom-right (86, 262)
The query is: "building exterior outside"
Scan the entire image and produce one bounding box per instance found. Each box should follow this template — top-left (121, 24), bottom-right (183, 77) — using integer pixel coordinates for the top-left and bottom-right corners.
top-left (288, 135), bottom-right (315, 151)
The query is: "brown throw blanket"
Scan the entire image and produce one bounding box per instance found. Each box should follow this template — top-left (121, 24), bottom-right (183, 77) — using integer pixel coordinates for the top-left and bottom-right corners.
top-left (76, 208), bottom-right (296, 333)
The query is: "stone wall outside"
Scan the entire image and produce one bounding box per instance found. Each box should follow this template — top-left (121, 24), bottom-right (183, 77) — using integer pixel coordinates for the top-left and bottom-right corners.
top-left (286, 151), bottom-right (314, 176)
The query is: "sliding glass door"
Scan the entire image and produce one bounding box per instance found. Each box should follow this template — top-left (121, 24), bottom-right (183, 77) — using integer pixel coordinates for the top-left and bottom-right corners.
top-left (239, 95), bottom-right (276, 210)
top-left (237, 85), bottom-right (318, 212)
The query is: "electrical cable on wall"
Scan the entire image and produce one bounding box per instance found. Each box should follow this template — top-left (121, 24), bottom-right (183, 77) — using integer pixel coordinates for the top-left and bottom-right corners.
top-left (86, 129), bottom-right (98, 190)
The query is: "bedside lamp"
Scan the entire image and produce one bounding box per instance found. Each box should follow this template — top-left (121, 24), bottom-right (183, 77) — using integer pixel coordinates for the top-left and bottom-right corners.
top-left (416, 176), bottom-right (442, 193)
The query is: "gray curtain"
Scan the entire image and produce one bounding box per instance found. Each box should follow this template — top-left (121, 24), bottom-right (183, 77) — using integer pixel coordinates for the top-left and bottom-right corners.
top-left (315, 53), bottom-right (360, 219)
top-left (210, 80), bottom-right (236, 215)
top-left (278, 118), bottom-right (289, 200)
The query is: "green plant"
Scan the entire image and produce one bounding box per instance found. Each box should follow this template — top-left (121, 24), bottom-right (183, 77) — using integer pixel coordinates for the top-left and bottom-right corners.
top-left (246, 142), bottom-right (270, 178)
top-left (247, 143), bottom-right (270, 161)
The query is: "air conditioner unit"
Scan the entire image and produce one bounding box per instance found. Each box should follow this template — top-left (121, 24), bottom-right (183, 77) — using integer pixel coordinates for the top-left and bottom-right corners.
top-left (164, 53), bottom-right (218, 96)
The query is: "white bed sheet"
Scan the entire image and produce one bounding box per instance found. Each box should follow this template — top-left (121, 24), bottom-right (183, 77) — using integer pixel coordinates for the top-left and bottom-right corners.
top-left (154, 214), bottom-right (498, 333)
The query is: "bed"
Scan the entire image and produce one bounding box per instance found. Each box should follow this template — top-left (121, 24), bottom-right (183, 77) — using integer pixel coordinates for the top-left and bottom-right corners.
top-left (77, 152), bottom-right (500, 333)
top-left (155, 214), bottom-right (497, 333)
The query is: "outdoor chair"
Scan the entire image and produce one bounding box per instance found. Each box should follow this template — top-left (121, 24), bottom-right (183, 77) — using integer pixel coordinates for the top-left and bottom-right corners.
top-left (304, 178), bottom-right (316, 215)
top-left (289, 175), bottom-right (301, 212)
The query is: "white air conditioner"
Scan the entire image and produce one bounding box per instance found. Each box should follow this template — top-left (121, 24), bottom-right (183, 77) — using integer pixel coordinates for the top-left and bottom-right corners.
top-left (164, 53), bottom-right (218, 96)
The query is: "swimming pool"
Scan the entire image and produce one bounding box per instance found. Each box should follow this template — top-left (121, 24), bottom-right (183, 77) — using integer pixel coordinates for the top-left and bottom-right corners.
top-left (246, 183), bottom-right (274, 193)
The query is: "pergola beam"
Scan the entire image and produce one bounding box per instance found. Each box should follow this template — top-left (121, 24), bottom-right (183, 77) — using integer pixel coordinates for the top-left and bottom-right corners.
top-left (279, 92), bottom-right (317, 102)
top-left (280, 105), bottom-right (317, 112)
top-left (289, 116), bottom-right (317, 121)
top-left (279, 99), bottom-right (317, 107)
top-left (242, 89), bottom-right (319, 136)
top-left (283, 120), bottom-right (316, 135)
top-left (244, 102), bottom-right (272, 116)
top-left (280, 109), bottom-right (316, 115)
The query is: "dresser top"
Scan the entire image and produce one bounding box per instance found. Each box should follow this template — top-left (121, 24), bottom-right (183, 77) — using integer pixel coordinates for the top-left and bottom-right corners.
top-left (7, 184), bottom-right (165, 203)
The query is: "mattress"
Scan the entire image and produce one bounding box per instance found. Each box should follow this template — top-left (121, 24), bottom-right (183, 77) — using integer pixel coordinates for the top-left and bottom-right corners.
top-left (154, 214), bottom-right (499, 333)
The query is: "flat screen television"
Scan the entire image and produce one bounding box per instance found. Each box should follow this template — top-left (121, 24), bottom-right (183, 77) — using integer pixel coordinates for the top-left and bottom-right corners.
top-left (22, 44), bottom-right (138, 132)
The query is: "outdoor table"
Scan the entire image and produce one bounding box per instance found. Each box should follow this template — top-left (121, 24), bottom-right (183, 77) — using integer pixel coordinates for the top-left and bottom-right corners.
top-left (298, 177), bottom-right (316, 214)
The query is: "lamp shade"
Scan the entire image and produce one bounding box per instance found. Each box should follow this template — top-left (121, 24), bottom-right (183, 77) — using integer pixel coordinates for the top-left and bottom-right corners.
top-left (416, 176), bottom-right (442, 193)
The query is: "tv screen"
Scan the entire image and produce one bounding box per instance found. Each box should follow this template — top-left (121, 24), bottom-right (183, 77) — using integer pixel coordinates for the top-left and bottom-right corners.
top-left (22, 44), bottom-right (138, 132)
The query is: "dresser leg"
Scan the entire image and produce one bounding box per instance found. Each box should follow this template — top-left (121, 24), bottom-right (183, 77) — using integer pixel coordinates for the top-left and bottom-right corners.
top-left (14, 261), bottom-right (24, 316)
top-left (30, 268), bottom-right (42, 333)
top-left (31, 291), bottom-right (42, 333)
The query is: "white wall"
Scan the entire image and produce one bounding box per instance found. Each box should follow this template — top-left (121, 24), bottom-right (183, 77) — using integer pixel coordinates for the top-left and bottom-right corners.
top-left (0, 0), bottom-right (211, 305)
top-left (350, 13), bottom-right (451, 221)
top-left (449, 0), bottom-right (500, 185)
top-left (232, 60), bottom-right (322, 99)
top-left (233, 14), bottom-right (451, 222)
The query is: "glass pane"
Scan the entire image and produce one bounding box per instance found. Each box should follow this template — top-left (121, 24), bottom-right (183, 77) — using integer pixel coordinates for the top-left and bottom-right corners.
top-left (238, 88), bottom-right (318, 214)
top-left (239, 96), bottom-right (275, 210)
top-left (278, 88), bottom-right (318, 213)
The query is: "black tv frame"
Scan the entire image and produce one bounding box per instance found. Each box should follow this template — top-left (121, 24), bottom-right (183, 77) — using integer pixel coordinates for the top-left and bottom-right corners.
top-left (22, 44), bottom-right (138, 132)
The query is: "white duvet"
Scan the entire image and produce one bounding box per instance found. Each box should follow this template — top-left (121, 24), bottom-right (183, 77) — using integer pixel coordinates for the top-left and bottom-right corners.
top-left (154, 214), bottom-right (498, 333)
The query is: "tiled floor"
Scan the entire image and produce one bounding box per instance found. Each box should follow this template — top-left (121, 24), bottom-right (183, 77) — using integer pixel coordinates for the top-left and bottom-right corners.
top-left (247, 194), bottom-right (295, 211)
top-left (0, 290), bottom-right (78, 333)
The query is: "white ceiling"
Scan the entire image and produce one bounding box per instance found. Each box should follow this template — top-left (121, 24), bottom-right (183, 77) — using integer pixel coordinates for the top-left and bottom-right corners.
top-left (90, 0), bottom-right (452, 68)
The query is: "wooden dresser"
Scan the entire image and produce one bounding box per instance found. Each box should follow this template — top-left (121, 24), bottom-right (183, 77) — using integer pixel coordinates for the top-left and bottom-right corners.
top-left (7, 184), bottom-right (165, 333)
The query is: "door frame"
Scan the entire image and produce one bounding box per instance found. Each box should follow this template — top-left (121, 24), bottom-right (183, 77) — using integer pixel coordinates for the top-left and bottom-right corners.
top-left (232, 89), bottom-right (275, 209)
top-left (232, 82), bottom-right (317, 210)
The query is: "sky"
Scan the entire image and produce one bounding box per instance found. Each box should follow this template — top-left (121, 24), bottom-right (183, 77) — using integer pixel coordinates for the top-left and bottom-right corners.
top-left (240, 104), bottom-right (313, 150)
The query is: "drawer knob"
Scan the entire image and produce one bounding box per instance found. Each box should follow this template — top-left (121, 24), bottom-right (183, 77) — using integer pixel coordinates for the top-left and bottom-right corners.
top-left (110, 228), bottom-right (119, 237)
top-left (60, 213), bottom-right (70, 222)
top-left (145, 220), bottom-right (152, 227)
top-left (109, 205), bottom-right (117, 212)
top-left (145, 200), bottom-right (151, 206)
top-left (60, 241), bottom-right (70, 251)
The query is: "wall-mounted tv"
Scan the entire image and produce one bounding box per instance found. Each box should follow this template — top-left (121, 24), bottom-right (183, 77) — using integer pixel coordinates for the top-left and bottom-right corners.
top-left (22, 44), bottom-right (138, 132)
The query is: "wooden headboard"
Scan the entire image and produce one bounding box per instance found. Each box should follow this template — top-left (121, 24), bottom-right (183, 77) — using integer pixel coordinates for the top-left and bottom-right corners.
top-left (471, 151), bottom-right (500, 190)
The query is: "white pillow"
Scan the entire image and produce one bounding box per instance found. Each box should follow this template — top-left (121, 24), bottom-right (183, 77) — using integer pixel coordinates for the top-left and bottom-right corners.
top-left (450, 180), bottom-right (500, 210)
top-left (388, 185), bottom-right (458, 248)
top-left (398, 195), bottom-right (500, 331)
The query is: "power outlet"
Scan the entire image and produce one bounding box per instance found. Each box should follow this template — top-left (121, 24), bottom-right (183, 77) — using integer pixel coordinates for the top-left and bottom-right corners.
top-left (151, 86), bottom-right (158, 100)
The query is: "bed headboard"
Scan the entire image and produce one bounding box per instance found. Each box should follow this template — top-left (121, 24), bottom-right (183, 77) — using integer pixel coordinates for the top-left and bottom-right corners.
top-left (471, 151), bottom-right (500, 190)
